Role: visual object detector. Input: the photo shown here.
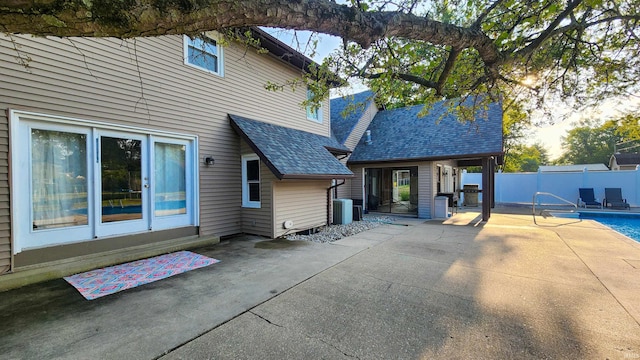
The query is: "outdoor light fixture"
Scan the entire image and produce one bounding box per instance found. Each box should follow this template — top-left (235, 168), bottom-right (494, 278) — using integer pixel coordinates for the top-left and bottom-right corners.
top-left (204, 156), bottom-right (215, 166)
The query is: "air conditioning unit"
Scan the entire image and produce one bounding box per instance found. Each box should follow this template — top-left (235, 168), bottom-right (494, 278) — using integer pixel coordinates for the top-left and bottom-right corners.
top-left (333, 199), bottom-right (353, 225)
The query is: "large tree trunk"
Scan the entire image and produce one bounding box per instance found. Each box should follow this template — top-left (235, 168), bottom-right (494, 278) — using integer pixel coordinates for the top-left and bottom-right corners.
top-left (0, 0), bottom-right (502, 64)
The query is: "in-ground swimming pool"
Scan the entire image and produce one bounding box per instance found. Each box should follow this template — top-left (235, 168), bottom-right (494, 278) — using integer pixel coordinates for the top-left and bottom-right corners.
top-left (577, 212), bottom-right (640, 243)
top-left (545, 211), bottom-right (640, 242)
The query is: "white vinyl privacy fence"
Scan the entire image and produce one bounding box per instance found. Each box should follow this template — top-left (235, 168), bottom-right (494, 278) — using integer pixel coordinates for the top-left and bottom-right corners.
top-left (461, 167), bottom-right (640, 207)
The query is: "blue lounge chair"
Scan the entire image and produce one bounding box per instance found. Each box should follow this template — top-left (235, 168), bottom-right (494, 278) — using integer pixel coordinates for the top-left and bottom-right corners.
top-left (604, 188), bottom-right (630, 209)
top-left (578, 188), bottom-right (602, 208)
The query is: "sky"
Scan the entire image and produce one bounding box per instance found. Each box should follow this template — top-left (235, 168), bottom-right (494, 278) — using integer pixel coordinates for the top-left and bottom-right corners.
top-left (528, 96), bottom-right (640, 159)
top-left (267, 28), bottom-right (639, 161)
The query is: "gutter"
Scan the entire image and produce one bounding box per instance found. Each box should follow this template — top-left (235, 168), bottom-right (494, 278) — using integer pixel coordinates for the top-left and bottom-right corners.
top-left (346, 152), bottom-right (505, 165)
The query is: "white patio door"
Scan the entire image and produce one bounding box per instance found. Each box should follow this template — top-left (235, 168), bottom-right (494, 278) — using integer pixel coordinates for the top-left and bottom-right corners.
top-left (11, 111), bottom-right (199, 254)
top-left (95, 131), bottom-right (150, 237)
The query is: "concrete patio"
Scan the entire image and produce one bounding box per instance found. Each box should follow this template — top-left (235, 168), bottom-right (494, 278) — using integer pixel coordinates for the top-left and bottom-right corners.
top-left (1, 210), bottom-right (639, 359)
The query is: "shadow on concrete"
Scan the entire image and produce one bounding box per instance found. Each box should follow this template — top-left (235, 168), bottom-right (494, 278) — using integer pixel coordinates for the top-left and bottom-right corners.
top-left (159, 216), bottom-right (631, 359)
top-left (254, 238), bottom-right (310, 250)
top-left (1, 216), bottom-right (639, 359)
top-left (237, 215), bottom-right (635, 358)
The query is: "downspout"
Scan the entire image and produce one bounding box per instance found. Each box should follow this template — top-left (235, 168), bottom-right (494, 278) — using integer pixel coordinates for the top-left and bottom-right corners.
top-left (327, 180), bottom-right (346, 226)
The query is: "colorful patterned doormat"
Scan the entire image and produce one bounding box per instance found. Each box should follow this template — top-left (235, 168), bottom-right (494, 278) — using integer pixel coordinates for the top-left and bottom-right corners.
top-left (64, 251), bottom-right (220, 300)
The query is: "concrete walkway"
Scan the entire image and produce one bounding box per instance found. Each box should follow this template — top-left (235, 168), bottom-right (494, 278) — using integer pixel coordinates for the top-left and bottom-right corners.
top-left (1, 213), bottom-right (640, 359)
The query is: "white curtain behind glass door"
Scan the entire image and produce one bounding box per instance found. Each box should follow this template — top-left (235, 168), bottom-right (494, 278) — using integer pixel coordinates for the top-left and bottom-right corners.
top-left (31, 129), bottom-right (88, 229)
top-left (154, 142), bottom-right (187, 216)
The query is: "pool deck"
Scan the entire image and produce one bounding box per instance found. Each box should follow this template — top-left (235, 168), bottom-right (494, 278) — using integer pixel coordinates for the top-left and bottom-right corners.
top-left (1, 209), bottom-right (639, 359)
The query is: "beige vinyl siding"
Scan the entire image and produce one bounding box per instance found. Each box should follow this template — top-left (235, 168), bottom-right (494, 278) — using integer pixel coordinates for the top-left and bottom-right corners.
top-left (273, 180), bottom-right (329, 238)
top-left (0, 34), bottom-right (329, 266)
top-left (240, 163), bottom-right (275, 237)
top-left (343, 101), bottom-right (378, 151)
top-left (0, 35), bottom-right (329, 136)
top-left (0, 113), bottom-right (8, 274)
top-left (240, 141), bottom-right (275, 237)
top-left (418, 163), bottom-right (433, 219)
top-left (350, 167), bottom-right (365, 201)
top-left (335, 100), bottom-right (376, 204)
top-left (335, 156), bottom-right (353, 199)
top-left (336, 178), bottom-right (352, 199)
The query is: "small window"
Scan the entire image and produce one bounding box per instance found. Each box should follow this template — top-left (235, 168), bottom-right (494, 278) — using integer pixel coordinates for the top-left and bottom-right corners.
top-left (184, 35), bottom-right (223, 75)
top-left (242, 154), bottom-right (260, 208)
top-left (306, 89), bottom-right (323, 123)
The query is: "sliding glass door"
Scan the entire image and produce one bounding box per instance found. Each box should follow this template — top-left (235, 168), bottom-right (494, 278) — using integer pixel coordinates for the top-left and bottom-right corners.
top-left (95, 131), bottom-right (149, 237)
top-left (12, 112), bottom-right (197, 254)
top-left (365, 167), bottom-right (418, 215)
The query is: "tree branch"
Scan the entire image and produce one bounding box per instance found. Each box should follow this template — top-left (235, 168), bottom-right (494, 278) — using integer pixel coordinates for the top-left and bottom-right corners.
top-left (546, 14), bottom-right (640, 39)
top-left (435, 47), bottom-right (460, 95)
top-left (362, 71), bottom-right (438, 89)
top-left (512, 0), bottom-right (584, 60)
top-left (1, 0), bottom-right (637, 102)
top-left (357, 55), bottom-right (377, 77)
top-left (498, 73), bottom-right (538, 92)
top-left (471, 0), bottom-right (506, 29)
top-left (0, 0), bottom-right (504, 66)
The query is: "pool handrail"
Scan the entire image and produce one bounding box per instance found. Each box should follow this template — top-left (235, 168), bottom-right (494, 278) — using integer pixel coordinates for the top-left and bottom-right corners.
top-left (532, 192), bottom-right (578, 225)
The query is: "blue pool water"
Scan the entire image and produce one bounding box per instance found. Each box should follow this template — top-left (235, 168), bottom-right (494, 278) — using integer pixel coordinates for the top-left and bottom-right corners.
top-left (579, 212), bottom-right (640, 242)
top-left (65, 200), bottom-right (186, 216)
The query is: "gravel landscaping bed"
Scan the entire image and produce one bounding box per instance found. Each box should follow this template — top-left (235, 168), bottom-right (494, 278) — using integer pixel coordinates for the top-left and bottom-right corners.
top-left (285, 215), bottom-right (397, 243)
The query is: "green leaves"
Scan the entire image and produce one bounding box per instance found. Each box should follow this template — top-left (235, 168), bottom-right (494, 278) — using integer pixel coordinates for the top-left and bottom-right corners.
top-left (322, 0), bottom-right (638, 127)
top-left (503, 143), bottom-right (549, 172)
top-left (555, 118), bottom-right (627, 165)
top-left (2, 0), bottom-right (637, 119)
top-left (349, 0), bottom-right (370, 11)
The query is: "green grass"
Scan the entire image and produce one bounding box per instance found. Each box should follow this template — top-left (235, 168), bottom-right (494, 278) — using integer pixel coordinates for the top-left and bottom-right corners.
top-left (398, 185), bottom-right (410, 201)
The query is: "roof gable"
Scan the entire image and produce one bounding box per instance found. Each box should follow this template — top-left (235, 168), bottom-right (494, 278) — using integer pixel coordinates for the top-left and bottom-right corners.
top-left (230, 115), bottom-right (353, 179)
top-left (612, 153), bottom-right (640, 165)
top-left (348, 99), bottom-right (503, 163)
top-left (330, 90), bottom-right (375, 144)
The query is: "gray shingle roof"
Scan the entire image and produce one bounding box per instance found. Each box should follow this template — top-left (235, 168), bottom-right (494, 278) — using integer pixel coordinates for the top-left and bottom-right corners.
top-left (612, 153), bottom-right (640, 165)
top-left (230, 115), bottom-right (353, 179)
top-left (330, 90), bottom-right (375, 144)
top-left (348, 100), bottom-right (503, 163)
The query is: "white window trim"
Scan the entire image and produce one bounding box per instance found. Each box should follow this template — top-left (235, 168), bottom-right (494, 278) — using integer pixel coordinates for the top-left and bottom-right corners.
top-left (183, 34), bottom-right (224, 77)
top-left (306, 89), bottom-right (323, 123)
top-left (242, 154), bottom-right (261, 208)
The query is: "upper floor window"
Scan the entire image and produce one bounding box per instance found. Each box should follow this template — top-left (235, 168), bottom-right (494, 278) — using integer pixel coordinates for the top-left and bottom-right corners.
top-left (184, 35), bottom-right (223, 76)
top-left (242, 154), bottom-right (261, 208)
top-left (306, 89), bottom-right (323, 123)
